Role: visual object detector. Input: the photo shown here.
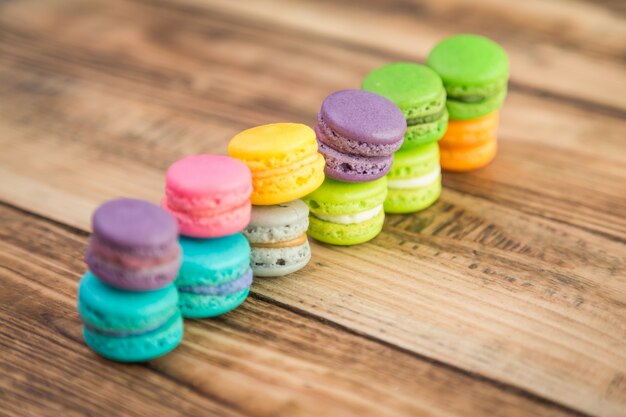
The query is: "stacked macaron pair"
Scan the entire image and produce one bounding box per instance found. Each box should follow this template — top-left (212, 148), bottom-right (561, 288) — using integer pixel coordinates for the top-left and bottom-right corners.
top-left (228, 123), bottom-right (324, 276)
top-left (162, 154), bottom-right (254, 317)
top-left (362, 63), bottom-right (447, 213)
top-left (304, 89), bottom-right (406, 245)
top-left (77, 198), bottom-right (184, 362)
top-left (427, 34), bottom-right (509, 171)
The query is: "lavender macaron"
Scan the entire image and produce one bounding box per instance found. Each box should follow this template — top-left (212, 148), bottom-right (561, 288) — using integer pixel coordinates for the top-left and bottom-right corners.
top-left (315, 89), bottom-right (406, 182)
top-left (85, 198), bottom-right (182, 291)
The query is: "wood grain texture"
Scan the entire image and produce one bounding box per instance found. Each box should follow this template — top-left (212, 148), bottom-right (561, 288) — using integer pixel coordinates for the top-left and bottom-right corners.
top-left (0, 0), bottom-right (625, 416)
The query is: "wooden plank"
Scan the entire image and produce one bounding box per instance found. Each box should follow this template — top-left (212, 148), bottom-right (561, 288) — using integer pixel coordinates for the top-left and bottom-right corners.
top-left (0, 66), bottom-right (625, 415)
top-left (162, 0), bottom-right (626, 112)
top-left (0, 203), bottom-right (581, 417)
top-left (1, 50), bottom-right (625, 239)
top-left (1, 0), bottom-right (626, 117)
top-left (0, 0), bottom-right (625, 416)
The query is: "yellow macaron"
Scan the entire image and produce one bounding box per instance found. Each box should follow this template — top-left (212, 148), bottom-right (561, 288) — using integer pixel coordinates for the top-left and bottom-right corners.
top-left (228, 123), bottom-right (325, 205)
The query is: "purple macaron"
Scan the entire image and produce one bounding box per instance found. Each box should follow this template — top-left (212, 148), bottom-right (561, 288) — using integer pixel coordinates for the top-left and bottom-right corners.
top-left (315, 89), bottom-right (406, 182)
top-left (85, 198), bottom-right (181, 291)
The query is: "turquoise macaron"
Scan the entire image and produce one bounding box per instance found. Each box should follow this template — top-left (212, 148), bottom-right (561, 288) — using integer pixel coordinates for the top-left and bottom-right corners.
top-left (176, 233), bottom-right (252, 318)
top-left (77, 271), bottom-right (183, 362)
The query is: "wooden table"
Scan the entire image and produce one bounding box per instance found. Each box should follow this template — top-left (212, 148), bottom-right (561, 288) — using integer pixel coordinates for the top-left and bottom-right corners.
top-left (1, 0), bottom-right (625, 416)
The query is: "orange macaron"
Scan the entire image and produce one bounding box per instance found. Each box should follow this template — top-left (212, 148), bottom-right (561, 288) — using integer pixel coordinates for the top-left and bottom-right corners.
top-left (439, 111), bottom-right (498, 171)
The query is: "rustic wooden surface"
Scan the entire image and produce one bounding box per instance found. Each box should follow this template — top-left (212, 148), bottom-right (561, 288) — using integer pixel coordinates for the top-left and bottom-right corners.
top-left (1, 0), bottom-right (625, 416)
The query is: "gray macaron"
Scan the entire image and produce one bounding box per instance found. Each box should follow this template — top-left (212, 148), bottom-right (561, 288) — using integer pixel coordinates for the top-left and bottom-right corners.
top-left (243, 200), bottom-right (311, 277)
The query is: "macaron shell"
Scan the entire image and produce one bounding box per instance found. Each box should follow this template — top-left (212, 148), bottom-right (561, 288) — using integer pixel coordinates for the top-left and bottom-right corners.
top-left (85, 248), bottom-right (181, 291)
top-left (440, 139), bottom-right (497, 171)
top-left (77, 272), bottom-right (179, 332)
top-left (385, 177), bottom-right (442, 214)
top-left (308, 210), bottom-right (384, 246)
top-left (251, 154), bottom-right (325, 205)
top-left (427, 34), bottom-right (509, 88)
top-left (303, 177), bottom-right (387, 216)
top-left (446, 87), bottom-right (507, 120)
top-left (403, 111), bottom-right (449, 149)
top-left (319, 89), bottom-right (406, 146)
top-left (318, 139), bottom-right (393, 182)
top-left (229, 123), bottom-right (318, 163)
top-left (361, 63), bottom-right (446, 119)
top-left (316, 116), bottom-right (402, 157)
top-left (91, 198), bottom-right (178, 254)
top-left (165, 155), bottom-right (252, 203)
top-left (178, 288), bottom-right (249, 318)
top-left (440, 111), bottom-right (499, 148)
top-left (165, 199), bottom-right (251, 238)
top-left (245, 200), bottom-right (309, 244)
top-left (249, 199), bottom-right (308, 227)
top-left (250, 241), bottom-right (311, 277)
top-left (82, 310), bottom-right (183, 362)
top-left (176, 234), bottom-right (250, 287)
top-left (388, 142), bottom-right (440, 180)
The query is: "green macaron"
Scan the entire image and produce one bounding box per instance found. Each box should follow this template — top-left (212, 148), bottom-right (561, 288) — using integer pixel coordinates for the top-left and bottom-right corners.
top-left (362, 63), bottom-right (448, 150)
top-left (303, 177), bottom-right (387, 246)
top-left (427, 34), bottom-right (509, 120)
top-left (385, 142), bottom-right (442, 214)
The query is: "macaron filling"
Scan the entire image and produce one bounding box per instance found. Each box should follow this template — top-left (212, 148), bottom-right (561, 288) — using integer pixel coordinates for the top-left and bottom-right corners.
top-left (312, 204), bottom-right (383, 225)
top-left (387, 167), bottom-right (441, 189)
top-left (87, 236), bottom-right (181, 269)
top-left (406, 108), bottom-right (447, 126)
top-left (82, 311), bottom-right (179, 338)
top-left (177, 268), bottom-right (253, 296)
top-left (165, 182), bottom-right (252, 212)
top-left (250, 233), bottom-right (308, 249)
top-left (85, 253), bottom-right (182, 291)
top-left (317, 138), bottom-right (393, 181)
top-left (165, 199), bottom-right (250, 226)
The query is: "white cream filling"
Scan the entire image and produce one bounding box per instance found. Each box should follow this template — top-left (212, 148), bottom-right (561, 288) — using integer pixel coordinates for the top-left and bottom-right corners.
top-left (313, 204), bottom-right (383, 225)
top-left (387, 167), bottom-right (441, 190)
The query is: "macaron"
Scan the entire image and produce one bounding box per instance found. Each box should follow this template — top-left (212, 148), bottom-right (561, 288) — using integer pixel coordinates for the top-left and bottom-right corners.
top-left (439, 111), bottom-right (499, 171)
top-left (77, 271), bottom-right (183, 362)
top-left (162, 154), bottom-right (252, 238)
top-left (427, 34), bottom-right (509, 120)
top-left (303, 177), bottom-right (387, 245)
top-left (362, 63), bottom-right (448, 149)
top-left (385, 142), bottom-right (442, 214)
top-left (228, 123), bottom-right (325, 205)
top-left (315, 89), bottom-right (405, 182)
top-left (243, 200), bottom-right (311, 277)
top-left (85, 198), bottom-right (181, 291)
top-left (176, 234), bottom-right (252, 318)
top-left (439, 139), bottom-right (497, 172)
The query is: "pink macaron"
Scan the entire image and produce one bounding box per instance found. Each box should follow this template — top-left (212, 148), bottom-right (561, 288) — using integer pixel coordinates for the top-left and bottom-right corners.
top-left (163, 154), bottom-right (253, 237)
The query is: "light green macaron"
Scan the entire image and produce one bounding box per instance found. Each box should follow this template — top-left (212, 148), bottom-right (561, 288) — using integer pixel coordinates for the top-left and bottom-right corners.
top-left (302, 177), bottom-right (387, 245)
top-left (362, 62), bottom-right (448, 149)
top-left (427, 34), bottom-right (509, 120)
top-left (385, 142), bottom-right (442, 214)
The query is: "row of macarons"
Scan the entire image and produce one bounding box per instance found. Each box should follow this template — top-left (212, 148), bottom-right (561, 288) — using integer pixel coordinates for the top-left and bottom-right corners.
top-left (77, 33), bottom-right (509, 362)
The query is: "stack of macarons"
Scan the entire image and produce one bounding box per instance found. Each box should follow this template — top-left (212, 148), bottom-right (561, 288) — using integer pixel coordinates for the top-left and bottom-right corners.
top-left (228, 123), bottom-right (324, 276)
top-left (303, 89), bottom-right (406, 245)
top-left (77, 198), bottom-right (184, 362)
top-left (362, 63), bottom-right (447, 213)
top-left (162, 154), bottom-right (254, 317)
top-left (427, 34), bottom-right (509, 171)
